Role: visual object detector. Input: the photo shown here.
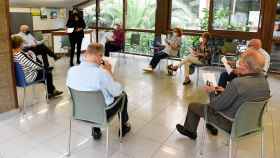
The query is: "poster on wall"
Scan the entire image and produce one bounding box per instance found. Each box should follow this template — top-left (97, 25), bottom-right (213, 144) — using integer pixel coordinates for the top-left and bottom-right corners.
top-left (40, 8), bottom-right (48, 19)
top-left (31, 8), bottom-right (40, 16)
top-left (50, 9), bottom-right (58, 19)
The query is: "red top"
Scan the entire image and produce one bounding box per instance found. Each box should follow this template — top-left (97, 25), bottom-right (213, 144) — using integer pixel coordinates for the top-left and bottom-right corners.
top-left (113, 29), bottom-right (125, 47)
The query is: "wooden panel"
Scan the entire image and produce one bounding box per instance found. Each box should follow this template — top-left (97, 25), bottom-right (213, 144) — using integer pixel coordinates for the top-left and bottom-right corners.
top-left (0, 0), bottom-right (18, 113)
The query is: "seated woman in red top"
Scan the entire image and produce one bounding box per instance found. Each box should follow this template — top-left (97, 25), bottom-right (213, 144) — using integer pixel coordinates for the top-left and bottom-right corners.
top-left (104, 24), bottom-right (125, 57)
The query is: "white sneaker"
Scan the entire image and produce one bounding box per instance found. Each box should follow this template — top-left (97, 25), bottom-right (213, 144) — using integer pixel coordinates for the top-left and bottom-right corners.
top-left (143, 67), bottom-right (153, 72)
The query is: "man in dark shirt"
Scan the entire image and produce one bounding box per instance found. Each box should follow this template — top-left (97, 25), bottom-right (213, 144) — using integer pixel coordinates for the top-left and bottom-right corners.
top-left (176, 49), bottom-right (270, 140)
top-left (104, 24), bottom-right (125, 57)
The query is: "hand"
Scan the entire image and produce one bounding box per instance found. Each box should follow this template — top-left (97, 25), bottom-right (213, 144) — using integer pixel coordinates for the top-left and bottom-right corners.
top-left (76, 28), bottom-right (83, 32)
top-left (203, 85), bottom-right (216, 93)
top-left (31, 44), bottom-right (37, 47)
top-left (101, 60), bottom-right (112, 72)
top-left (215, 86), bottom-right (225, 92)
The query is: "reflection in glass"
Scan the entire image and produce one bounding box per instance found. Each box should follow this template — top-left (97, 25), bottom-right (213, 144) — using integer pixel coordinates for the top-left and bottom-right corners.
top-left (213, 0), bottom-right (261, 32)
top-left (171, 0), bottom-right (210, 30)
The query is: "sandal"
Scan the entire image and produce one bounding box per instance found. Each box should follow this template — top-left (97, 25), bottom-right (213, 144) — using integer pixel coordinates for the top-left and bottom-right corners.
top-left (183, 79), bottom-right (191, 85)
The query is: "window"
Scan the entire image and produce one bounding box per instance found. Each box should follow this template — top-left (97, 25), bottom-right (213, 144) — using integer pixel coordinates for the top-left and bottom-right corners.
top-left (126, 0), bottom-right (156, 30)
top-left (171, 0), bottom-right (210, 30)
top-left (213, 0), bottom-right (261, 32)
top-left (84, 3), bottom-right (96, 28)
top-left (99, 0), bottom-right (123, 27)
top-left (125, 31), bottom-right (155, 55)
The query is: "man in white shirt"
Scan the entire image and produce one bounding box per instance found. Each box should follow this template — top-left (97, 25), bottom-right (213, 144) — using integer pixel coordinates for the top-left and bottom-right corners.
top-left (18, 25), bottom-right (60, 68)
top-left (66, 43), bottom-right (131, 140)
top-left (218, 39), bottom-right (270, 88)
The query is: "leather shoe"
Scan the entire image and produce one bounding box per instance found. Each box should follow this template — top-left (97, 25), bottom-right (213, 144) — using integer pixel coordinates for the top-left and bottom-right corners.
top-left (119, 124), bottom-right (131, 137)
top-left (206, 123), bottom-right (218, 136)
top-left (92, 127), bottom-right (102, 140)
top-left (176, 124), bottom-right (197, 140)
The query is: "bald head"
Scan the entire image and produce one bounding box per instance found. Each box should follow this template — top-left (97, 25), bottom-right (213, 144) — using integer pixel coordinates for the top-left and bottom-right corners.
top-left (248, 39), bottom-right (262, 50)
top-left (20, 25), bottom-right (29, 33)
top-left (240, 48), bottom-right (265, 74)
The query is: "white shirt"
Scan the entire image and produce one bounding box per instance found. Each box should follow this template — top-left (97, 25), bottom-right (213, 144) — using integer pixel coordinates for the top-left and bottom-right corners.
top-left (17, 32), bottom-right (38, 47)
top-left (163, 35), bottom-right (182, 57)
top-left (258, 48), bottom-right (270, 74)
top-left (66, 62), bottom-right (123, 106)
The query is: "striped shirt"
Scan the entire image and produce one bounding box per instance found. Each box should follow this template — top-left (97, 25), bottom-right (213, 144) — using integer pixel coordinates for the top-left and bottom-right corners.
top-left (13, 51), bottom-right (42, 83)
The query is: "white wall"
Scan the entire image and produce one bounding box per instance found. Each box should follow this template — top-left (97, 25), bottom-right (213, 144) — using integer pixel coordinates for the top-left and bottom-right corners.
top-left (10, 7), bottom-right (67, 31)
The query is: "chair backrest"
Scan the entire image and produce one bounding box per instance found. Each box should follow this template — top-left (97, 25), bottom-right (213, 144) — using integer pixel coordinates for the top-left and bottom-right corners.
top-left (232, 100), bottom-right (268, 138)
top-left (68, 88), bottom-right (107, 125)
top-left (14, 62), bottom-right (28, 87)
top-left (130, 33), bottom-right (140, 45)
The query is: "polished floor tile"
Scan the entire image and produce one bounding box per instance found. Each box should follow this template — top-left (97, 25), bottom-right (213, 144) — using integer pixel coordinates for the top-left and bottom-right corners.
top-left (0, 54), bottom-right (279, 158)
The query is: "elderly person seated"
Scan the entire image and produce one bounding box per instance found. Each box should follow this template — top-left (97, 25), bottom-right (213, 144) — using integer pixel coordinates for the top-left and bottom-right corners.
top-left (104, 24), bottom-right (125, 57)
top-left (143, 28), bottom-right (182, 72)
top-left (176, 49), bottom-right (270, 139)
top-left (17, 25), bottom-right (60, 68)
top-left (167, 32), bottom-right (211, 85)
top-left (218, 39), bottom-right (270, 88)
top-left (66, 43), bottom-right (131, 140)
top-left (12, 35), bottom-right (63, 98)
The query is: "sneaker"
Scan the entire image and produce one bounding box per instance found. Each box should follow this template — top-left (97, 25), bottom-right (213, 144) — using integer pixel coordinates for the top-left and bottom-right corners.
top-left (206, 123), bottom-right (218, 136)
top-left (119, 124), bottom-right (131, 137)
top-left (176, 124), bottom-right (197, 140)
top-left (143, 67), bottom-right (153, 72)
top-left (92, 127), bottom-right (102, 140)
top-left (48, 90), bottom-right (63, 99)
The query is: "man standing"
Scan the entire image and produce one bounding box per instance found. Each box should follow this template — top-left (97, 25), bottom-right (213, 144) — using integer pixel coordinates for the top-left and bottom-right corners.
top-left (18, 25), bottom-right (60, 68)
top-left (176, 49), bottom-right (270, 140)
top-left (66, 43), bottom-right (131, 140)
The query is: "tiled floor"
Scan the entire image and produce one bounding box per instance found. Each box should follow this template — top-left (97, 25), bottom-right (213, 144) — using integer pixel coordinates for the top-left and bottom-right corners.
top-left (0, 54), bottom-right (279, 158)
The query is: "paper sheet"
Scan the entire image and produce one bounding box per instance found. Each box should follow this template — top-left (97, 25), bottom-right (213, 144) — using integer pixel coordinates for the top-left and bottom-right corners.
top-left (221, 56), bottom-right (233, 74)
top-left (202, 72), bottom-right (217, 87)
top-left (66, 28), bottom-right (74, 33)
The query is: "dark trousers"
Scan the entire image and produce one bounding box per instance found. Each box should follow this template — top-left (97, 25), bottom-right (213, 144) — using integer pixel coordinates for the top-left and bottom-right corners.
top-left (183, 103), bottom-right (232, 134)
top-left (94, 92), bottom-right (129, 132)
top-left (35, 69), bottom-right (55, 94)
top-left (69, 36), bottom-right (83, 65)
top-left (218, 71), bottom-right (237, 88)
top-left (149, 51), bottom-right (169, 69)
top-left (105, 41), bottom-right (122, 57)
top-left (27, 44), bottom-right (56, 68)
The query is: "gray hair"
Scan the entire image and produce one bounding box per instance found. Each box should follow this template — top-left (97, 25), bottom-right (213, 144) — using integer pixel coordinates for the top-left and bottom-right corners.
top-left (86, 43), bottom-right (104, 54)
top-left (241, 49), bottom-right (265, 73)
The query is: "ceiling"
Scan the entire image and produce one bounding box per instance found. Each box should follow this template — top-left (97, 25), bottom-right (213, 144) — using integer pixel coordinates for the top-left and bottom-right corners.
top-left (9, 0), bottom-right (89, 8)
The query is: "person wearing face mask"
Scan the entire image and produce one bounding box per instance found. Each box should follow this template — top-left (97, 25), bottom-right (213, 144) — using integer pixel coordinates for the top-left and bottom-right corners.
top-left (66, 9), bottom-right (86, 67)
top-left (17, 25), bottom-right (60, 68)
top-left (12, 35), bottom-right (63, 98)
top-left (167, 32), bottom-right (211, 85)
top-left (217, 39), bottom-right (270, 88)
top-left (176, 49), bottom-right (270, 140)
top-left (104, 23), bottom-right (125, 57)
top-left (143, 27), bottom-right (182, 72)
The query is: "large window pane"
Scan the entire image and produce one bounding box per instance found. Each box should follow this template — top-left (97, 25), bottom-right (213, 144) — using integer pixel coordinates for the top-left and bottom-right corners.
top-left (213, 0), bottom-right (261, 32)
top-left (99, 0), bottom-right (123, 27)
top-left (84, 3), bottom-right (96, 28)
top-left (125, 31), bottom-right (155, 55)
top-left (171, 0), bottom-right (210, 30)
top-left (126, 0), bottom-right (156, 30)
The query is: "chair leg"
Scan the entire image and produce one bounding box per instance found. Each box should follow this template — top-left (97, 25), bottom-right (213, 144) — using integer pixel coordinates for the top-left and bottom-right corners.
top-left (229, 136), bottom-right (232, 158)
top-left (22, 87), bottom-right (27, 114)
top-left (44, 81), bottom-right (48, 102)
top-left (119, 112), bottom-right (122, 142)
top-left (261, 129), bottom-right (264, 158)
top-left (106, 127), bottom-right (110, 158)
top-left (196, 67), bottom-right (200, 88)
top-left (200, 120), bottom-right (207, 156)
top-left (67, 119), bottom-right (72, 157)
